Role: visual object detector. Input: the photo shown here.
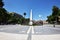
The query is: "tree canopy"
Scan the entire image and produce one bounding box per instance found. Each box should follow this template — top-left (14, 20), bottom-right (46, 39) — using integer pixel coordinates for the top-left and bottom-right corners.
top-left (0, 0), bottom-right (29, 25)
top-left (47, 6), bottom-right (60, 24)
top-left (0, 0), bottom-right (4, 8)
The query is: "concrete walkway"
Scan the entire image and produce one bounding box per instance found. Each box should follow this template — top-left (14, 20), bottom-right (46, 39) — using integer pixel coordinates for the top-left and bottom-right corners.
top-left (0, 32), bottom-right (28, 40)
top-left (32, 34), bottom-right (60, 40)
top-left (0, 25), bottom-right (60, 40)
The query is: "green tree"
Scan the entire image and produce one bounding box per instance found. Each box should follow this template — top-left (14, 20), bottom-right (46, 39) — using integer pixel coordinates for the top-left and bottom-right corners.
top-left (0, 0), bottom-right (29, 25)
top-left (0, 8), bottom-right (10, 24)
top-left (47, 6), bottom-right (59, 24)
top-left (58, 10), bottom-right (60, 16)
top-left (8, 12), bottom-right (24, 24)
top-left (0, 0), bottom-right (4, 8)
top-left (0, 0), bottom-right (10, 24)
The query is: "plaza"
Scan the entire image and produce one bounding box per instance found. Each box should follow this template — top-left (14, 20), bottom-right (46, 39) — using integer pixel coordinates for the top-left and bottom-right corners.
top-left (0, 24), bottom-right (60, 40)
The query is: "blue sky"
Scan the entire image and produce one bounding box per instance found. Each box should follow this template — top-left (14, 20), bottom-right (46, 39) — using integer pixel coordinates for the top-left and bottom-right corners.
top-left (3, 0), bottom-right (60, 20)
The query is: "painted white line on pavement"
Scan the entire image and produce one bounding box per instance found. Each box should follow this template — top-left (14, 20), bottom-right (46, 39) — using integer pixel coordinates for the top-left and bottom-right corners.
top-left (32, 26), bottom-right (34, 34)
top-left (27, 26), bottom-right (32, 34)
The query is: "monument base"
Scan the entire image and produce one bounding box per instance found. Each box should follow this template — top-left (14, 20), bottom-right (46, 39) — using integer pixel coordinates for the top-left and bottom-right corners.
top-left (29, 22), bottom-right (33, 25)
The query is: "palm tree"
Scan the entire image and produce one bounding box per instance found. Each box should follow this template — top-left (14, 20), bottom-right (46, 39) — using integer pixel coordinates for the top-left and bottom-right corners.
top-left (23, 12), bottom-right (26, 18)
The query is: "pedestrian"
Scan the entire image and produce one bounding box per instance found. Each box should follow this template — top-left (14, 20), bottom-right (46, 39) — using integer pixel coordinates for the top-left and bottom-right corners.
top-left (53, 24), bottom-right (55, 27)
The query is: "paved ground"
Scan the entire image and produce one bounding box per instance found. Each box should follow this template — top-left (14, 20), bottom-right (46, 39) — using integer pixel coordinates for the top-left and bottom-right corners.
top-left (0, 32), bottom-right (28, 40)
top-left (0, 25), bottom-right (29, 34)
top-left (0, 24), bottom-right (60, 40)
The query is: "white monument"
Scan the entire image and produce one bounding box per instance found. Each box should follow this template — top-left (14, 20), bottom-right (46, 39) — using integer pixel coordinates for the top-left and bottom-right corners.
top-left (29, 9), bottom-right (33, 25)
